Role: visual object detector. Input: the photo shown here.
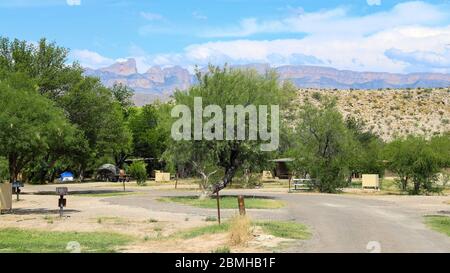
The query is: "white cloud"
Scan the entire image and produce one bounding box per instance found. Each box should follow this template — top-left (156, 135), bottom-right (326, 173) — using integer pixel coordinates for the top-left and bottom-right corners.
top-left (73, 23), bottom-right (450, 73)
top-left (196, 25), bottom-right (449, 72)
top-left (66, 0), bottom-right (81, 6)
top-left (130, 23), bottom-right (449, 73)
top-left (138, 12), bottom-right (171, 36)
top-left (162, 1), bottom-right (449, 73)
top-left (385, 47), bottom-right (450, 71)
top-left (72, 1), bottom-right (450, 74)
top-left (367, 0), bottom-right (381, 6)
top-left (140, 12), bottom-right (164, 21)
top-left (70, 49), bottom-right (115, 69)
top-left (192, 11), bottom-right (207, 20)
top-left (200, 1), bottom-right (447, 38)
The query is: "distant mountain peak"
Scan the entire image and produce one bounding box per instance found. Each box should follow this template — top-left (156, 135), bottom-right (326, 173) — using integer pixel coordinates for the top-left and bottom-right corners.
top-left (83, 60), bottom-right (450, 106)
top-left (100, 58), bottom-right (137, 76)
top-left (145, 66), bottom-right (162, 74)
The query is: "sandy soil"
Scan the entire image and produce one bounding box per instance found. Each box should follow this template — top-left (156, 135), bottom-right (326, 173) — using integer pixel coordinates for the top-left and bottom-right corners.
top-left (2, 182), bottom-right (449, 253)
top-left (0, 185), bottom-right (292, 253)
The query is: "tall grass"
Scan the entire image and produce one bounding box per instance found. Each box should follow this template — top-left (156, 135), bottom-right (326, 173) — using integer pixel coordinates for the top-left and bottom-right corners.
top-left (228, 215), bottom-right (252, 246)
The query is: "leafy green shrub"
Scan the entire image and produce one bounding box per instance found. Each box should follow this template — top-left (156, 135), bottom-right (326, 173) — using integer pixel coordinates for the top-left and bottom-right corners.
top-left (312, 92), bottom-right (322, 101)
top-left (128, 161), bottom-right (147, 185)
top-left (233, 173), bottom-right (262, 189)
top-left (383, 135), bottom-right (448, 194)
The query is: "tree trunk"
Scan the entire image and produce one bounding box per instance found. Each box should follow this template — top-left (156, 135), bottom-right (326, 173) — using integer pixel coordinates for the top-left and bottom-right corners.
top-left (213, 164), bottom-right (238, 194)
top-left (50, 170), bottom-right (57, 183)
top-left (402, 176), bottom-right (409, 191)
top-left (8, 154), bottom-right (18, 183)
top-left (413, 179), bottom-right (420, 195)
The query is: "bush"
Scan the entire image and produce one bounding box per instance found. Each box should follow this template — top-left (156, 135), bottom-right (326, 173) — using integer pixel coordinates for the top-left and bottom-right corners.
top-left (128, 161), bottom-right (147, 185)
top-left (233, 172), bottom-right (262, 189)
top-left (384, 135), bottom-right (446, 194)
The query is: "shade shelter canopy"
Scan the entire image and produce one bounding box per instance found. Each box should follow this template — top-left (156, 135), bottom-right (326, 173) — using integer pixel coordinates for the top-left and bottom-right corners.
top-left (97, 164), bottom-right (119, 175)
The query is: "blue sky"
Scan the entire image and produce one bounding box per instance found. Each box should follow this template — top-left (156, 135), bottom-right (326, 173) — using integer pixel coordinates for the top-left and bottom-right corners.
top-left (1, 0), bottom-right (449, 73)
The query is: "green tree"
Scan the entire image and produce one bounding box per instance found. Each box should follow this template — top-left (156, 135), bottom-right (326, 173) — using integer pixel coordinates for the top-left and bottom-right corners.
top-left (293, 98), bottom-right (358, 193)
top-left (110, 83), bottom-right (134, 119)
top-left (0, 37), bottom-right (83, 99)
top-left (60, 77), bottom-right (132, 173)
top-left (383, 136), bottom-right (444, 194)
top-left (429, 133), bottom-right (450, 168)
top-left (128, 161), bottom-right (147, 186)
top-left (163, 140), bottom-right (222, 196)
top-left (0, 37), bottom-right (134, 182)
top-left (0, 157), bottom-right (8, 182)
top-left (0, 82), bottom-right (78, 183)
top-left (345, 117), bottom-right (385, 178)
top-left (128, 103), bottom-right (170, 160)
top-left (167, 65), bottom-right (295, 193)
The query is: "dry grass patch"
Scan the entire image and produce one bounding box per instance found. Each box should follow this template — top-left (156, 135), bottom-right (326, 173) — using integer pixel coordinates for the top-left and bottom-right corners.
top-left (229, 215), bottom-right (252, 246)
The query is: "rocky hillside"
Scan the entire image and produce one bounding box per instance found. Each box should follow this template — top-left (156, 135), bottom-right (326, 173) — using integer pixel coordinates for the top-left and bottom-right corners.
top-left (83, 59), bottom-right (450, 105)
top-left (294, 88), bottom-right (450, 141)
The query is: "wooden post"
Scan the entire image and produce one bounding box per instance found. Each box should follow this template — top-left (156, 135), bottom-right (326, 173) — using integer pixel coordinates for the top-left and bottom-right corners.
top-left (118, 169), bottom-right (126, 192)
top-left (59, 196), bottom-right (64, 218)
top-left (175, 173), bottom-right (178, 189)
top-left (238, 195), bottom-right (246, 216)
top-left (216, 191), bottom-right (221, 225)
top-left (288, 175), bottom-right (292, 193)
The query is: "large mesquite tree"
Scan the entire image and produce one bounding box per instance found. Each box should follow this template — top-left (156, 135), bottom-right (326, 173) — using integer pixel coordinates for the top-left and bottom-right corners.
top-left (0, 37), bottom-right (132, 182)
top-left (0, 82), bottom-right (82, 183)
top-left (165, 65), bottom-right (295, 193)
top-left (291, 98), bottom-right (359, 193)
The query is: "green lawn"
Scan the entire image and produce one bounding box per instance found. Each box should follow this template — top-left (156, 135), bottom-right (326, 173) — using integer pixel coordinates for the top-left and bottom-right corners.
top-left (424, 215), bottom-right (450, 237)
top-left (0, 228), bottom-right (132, 253)
top-left (177, 223), bottom-right (231, 239)
top-left (158, 196), bottom-right (285, 209)
top-left (256, 221), bottom-right (311, 240)
top-left (173, 220), bottom-right (310, 240)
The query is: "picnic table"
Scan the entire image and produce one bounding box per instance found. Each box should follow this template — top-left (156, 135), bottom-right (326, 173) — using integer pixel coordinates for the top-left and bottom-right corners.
top-left (291, 178), bottom-right (314, 191)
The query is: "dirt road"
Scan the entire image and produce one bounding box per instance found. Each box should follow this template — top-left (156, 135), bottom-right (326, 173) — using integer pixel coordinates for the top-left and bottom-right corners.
top-left (7, 183), bottom-right (450, 253)
top-left (108, 188), bottom-right (450, 253)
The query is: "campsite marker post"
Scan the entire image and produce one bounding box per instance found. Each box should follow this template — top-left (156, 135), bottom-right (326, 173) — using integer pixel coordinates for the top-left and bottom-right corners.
top-left (56, 187), bottom-right (68, 218)
top-left (238, 195), bottom-right (246, 216)
top-left (12, 181), bottom-right (23, 201)
top-left (216, 191), bottom-right (221, 225)
top-left (119, 169), bottom-right (126, 192)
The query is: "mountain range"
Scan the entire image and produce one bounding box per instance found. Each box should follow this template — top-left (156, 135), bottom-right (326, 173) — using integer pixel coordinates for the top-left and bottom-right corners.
top-left (83, 59), bottom-right (450, 106)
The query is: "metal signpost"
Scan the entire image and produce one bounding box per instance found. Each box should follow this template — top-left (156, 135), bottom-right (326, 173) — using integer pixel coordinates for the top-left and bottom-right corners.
top-left (56, 187), bottom-right (68, 218)
top-left (216, 191), bottom-right (221, 225)
top-left (12, 181), bottom-right (24, 201)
